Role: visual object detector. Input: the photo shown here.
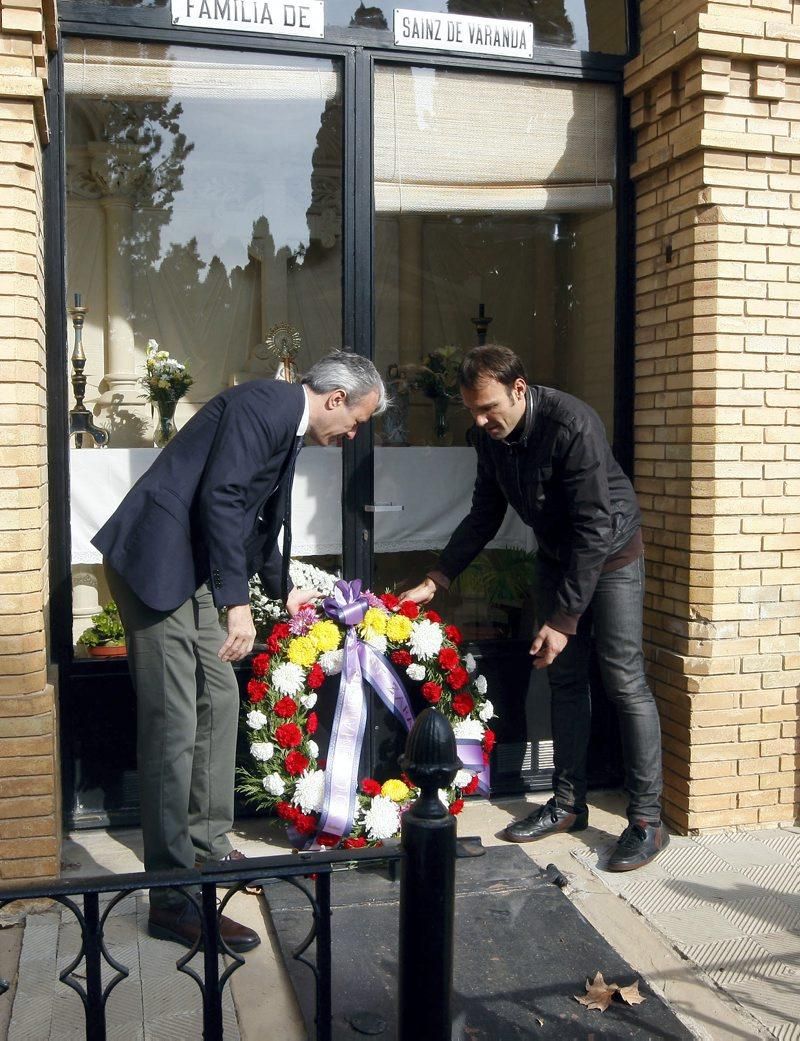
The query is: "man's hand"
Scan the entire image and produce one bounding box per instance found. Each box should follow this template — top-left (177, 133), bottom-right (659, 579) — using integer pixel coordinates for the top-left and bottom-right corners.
top-left (219, 604), bottom-right (256, 663)
top-left (397, 577), bottom-right (437, 605)
top-left (529, 624), bottom-right (569, 669)
top-left (286, 587), bottom-right (319, 617)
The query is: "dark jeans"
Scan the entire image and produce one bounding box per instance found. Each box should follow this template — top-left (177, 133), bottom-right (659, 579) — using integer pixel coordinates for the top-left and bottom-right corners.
top-left (537, 554), bottom-right (663, 824)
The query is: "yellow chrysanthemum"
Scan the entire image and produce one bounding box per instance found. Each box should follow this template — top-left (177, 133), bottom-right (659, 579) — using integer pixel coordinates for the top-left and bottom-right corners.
top-left (381, 779), bottom-right (410, 802)
top-left (386, 614), bottom-right (413, 643)
top-left (287, 636), bottom-right (318, 668)
top-left (308, 620), bottom-right (342, 653)
top-left (362, 608), bottom-right (388, 635)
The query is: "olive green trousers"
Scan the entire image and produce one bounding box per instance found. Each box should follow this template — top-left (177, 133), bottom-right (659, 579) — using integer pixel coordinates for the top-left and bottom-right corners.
top-left (105, 565), bottom-right (238, 909)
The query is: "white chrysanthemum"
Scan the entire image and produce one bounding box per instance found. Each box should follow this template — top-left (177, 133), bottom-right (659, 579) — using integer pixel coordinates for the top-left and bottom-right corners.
top-left (246, 709), bottom-right (268, 730)
top-left (250, 741), bottom-right (274, 763)
top-left (319, 649), bottom-right (344, 676)
top-left (464, 652), bottom-right (477, 674)
top-left (363, 795), bottom-right (401, 841)
top-left (291, 769), bottom-right (326, 814)
top-left (308, 740), bottom-right (319, 758)
top-left (300, 692), bottom-right (318, 709)
top-left (363, 631), bottom-right (387, 654)
top-left (262, 773), bottom-right (285, 796)
top-left (455, 769), bottom-right (473, 789)
top-left (478, 699), bottom-right (495, 722)
top-left (453, 718), bottom-right (485, 741)
top-left (409, 619), bottom-right (443, 660)
top-left (474, 674), bottom-right (488, 695)
top-left (406, 663), bottom-right (426, 681)
top-left (272, 661), bottom-right (305, 696)
top-left (438, 789), bottom-right (450, 806)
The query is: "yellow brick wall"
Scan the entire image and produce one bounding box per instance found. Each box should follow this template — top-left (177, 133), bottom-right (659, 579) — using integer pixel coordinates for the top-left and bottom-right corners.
top-left (0, 0), bottom-right (59, 880)
top-left (627, 0), bottom-right (799, 831)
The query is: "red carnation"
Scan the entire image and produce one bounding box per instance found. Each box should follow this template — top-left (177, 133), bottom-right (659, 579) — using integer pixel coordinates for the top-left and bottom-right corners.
top-left (451, 692), bottom-right (474, 717)
top-left (421, 681), bottom-right (442, 704)
top-left (445, 625), bottom-right (462, 644)
top-left (449, 799), bottom-right (465, 816)
top-left (251, 653), bottom-right (271, 677)
top-left (306, 711), bottom-right (318, 735)
top-left (275, 722), bottom-right (303, 748)
top-left (380, 592), bottom-right (400, 611)
top-left (307, 663), bottom-right (325, 689)
top-left (438, 647), bottom-right (459, 670)
top-left (285, 750), bottom-right (310, 775)
top-left (482, 730), bottom-right (496, 763)
top-left (266, 622), bottom-right (291, 654)
top-left (274, 696), bottom-right (298, 718)
top-left (276, 801), bottom-right (298, 821)
top-left (391, 650), bottom-right (412, 667)
top-left (247, 679), bottom-right (267, 703)
top-left (361, 778), bottom-right (381, 797)
top-left (447, 667), bottom-right (470, 692)
top-left (317, 832), bottom-right (340, 848)
top-left (462, 775), bottom-right (480, 796)
top-left (426, 610), bottom-right (442, 623)
top-left (295, 812), bottom-right (317, 835)
top-left (399, 600), bottom-right (419, 620)
top-left (343, 836), bottom-right (368, 850)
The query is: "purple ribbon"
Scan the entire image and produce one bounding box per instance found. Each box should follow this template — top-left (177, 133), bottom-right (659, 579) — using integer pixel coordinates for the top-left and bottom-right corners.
top-left (455, 738), bottom-right (491, 797)
top-left (317, 580), bottom-right (416, 841)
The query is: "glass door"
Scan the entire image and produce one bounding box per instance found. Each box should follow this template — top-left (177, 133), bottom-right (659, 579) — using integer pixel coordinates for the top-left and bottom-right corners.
top-left (370, 61), bottom-right (618, 640)
top-left (63, 37), bottom-right (346, 824)
top-left (368, 60), bottom-right (620, 790)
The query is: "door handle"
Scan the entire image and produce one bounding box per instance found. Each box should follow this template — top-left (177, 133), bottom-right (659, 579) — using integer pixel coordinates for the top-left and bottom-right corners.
top-left (364, 503), bottom-right (404, 513)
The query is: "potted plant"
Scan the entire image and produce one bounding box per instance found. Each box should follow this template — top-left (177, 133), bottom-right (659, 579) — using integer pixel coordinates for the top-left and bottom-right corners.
top-left (77, 601), bottom-right (127, 658)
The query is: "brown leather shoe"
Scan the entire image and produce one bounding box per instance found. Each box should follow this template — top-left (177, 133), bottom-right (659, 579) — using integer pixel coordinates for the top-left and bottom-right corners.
top-left (148, 903), bottom-right (260, 953)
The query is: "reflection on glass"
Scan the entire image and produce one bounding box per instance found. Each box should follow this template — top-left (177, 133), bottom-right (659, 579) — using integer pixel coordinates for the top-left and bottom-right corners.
top-left (65, 38), bottom-right (344, 636)
top-left (70, 0), bottom-right (628, 53)
top-left (372, 65), bottom-right (617, 640)
top-left (335, 0), bottom-right (628, 52)
top-left (65, 39), bottom-right (342, 435)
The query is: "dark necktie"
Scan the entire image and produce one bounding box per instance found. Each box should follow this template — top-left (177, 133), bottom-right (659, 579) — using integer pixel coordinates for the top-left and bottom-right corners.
top-left (280, 435), bottom-right (304, 601)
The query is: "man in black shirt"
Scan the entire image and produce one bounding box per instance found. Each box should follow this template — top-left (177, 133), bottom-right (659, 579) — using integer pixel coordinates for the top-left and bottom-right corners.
top-left (403, 345), bottom-right (667, 871)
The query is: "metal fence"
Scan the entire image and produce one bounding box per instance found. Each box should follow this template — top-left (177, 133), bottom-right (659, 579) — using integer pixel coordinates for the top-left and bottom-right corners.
top-left (0, 707), bottom-right (459, 1041)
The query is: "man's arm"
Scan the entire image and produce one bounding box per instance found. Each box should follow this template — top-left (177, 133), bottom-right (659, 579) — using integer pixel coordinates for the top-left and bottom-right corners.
top-left (197, 393), bottom-right (286, 610)
top-left (545, 420), bottom-right (614, 635)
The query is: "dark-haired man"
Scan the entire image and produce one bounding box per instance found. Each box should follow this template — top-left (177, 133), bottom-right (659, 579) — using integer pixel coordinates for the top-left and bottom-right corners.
top-left (402, 344), bottom-right (668, 871)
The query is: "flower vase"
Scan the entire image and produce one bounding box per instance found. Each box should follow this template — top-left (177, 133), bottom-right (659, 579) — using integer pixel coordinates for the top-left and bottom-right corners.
top-left (434, 395), bottom-right (450, 442)
top-left (153, 399), bottom-right (177, 448)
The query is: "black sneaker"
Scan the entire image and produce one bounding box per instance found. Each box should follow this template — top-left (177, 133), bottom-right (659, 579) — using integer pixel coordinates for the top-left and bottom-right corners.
top-left (607, 821), bottom-right (669, 872)
top-left (503, 798), bottom-right (589, 843)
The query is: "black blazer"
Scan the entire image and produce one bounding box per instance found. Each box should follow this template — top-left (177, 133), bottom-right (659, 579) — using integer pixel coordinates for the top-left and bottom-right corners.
top-left (93, 380), bottom-right (305, 612)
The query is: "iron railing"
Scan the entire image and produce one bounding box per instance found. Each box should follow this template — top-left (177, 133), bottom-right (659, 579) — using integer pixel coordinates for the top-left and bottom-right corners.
top-left (0, 706), bottom-right (461, 1041)
top-left (0, 846), bottom-right (402, 1041)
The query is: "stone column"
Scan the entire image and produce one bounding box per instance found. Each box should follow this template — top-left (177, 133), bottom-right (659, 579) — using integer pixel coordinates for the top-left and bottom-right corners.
top-left (89, 142), bottom-right (145, 425)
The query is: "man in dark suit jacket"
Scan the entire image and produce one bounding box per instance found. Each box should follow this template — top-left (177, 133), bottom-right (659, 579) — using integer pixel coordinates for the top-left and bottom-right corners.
top-left (94, 351), bottom-right (385, 951)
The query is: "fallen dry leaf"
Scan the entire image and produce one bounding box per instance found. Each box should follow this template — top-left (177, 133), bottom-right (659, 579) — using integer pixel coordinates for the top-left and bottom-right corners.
top-left (617, 980), bottom-right (646, 1006)
top-left (574, 971), bottom-right (619, 1012)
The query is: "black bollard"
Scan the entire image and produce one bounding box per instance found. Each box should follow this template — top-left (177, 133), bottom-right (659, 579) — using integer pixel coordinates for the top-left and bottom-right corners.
top-left (397, 708), bottom-right (461, 1041)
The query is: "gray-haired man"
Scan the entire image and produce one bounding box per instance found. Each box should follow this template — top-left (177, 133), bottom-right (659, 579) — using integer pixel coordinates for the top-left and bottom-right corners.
top-left (94, 351), bottom-right (385, 950)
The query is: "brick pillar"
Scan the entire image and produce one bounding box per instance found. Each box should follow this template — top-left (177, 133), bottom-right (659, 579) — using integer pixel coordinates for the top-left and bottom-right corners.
top-left (0, 0), bottom-right (60, 880)
top-left (627, 0), bottom-right (799, 831)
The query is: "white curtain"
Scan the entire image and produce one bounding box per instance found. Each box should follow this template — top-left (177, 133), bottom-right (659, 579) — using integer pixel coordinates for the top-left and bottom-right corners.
top-left (374, 67), bottom-right (616, 214)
